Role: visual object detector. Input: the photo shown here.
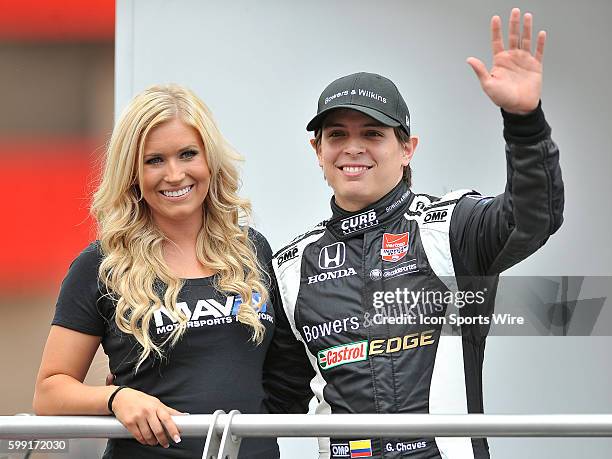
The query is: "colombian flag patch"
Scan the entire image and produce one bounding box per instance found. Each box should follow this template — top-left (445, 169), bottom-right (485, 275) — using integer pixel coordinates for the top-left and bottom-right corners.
top-left (349, 439), bottom-right (372, 458)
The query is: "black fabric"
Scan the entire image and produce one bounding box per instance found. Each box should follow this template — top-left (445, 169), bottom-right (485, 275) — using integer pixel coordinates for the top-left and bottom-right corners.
top-left (52, 228), bottom-right (280, 459)
top-left (263, 270), bottom-right (316, 414)
top-left (501, 100), bottom-right (550, 144)
top-left (307, 72), bottom-right (411, 135)
top-left (272, 106), bottom-right (564, 459)
top-left (451, 105), bottom-right (564, 276)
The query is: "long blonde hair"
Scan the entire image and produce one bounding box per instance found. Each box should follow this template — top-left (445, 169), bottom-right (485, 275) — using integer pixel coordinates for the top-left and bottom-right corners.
top-left (91, 84), bottom-right (267, 370)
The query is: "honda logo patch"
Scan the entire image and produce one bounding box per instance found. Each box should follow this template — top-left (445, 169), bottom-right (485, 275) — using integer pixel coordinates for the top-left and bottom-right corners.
top-left (319, 242), bottom-right (346, 270)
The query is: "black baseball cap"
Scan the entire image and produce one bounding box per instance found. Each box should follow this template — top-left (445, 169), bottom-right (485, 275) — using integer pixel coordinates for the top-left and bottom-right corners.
top-left (306, 72), bottom-right (410, 136)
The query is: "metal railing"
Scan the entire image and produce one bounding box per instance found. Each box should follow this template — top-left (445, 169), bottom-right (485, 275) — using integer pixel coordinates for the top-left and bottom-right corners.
top-left (2, 413), bottom-right (612, 458)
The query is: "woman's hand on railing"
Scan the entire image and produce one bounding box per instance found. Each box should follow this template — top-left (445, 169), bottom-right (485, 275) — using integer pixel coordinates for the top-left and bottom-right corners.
top-left (110, 387), bottom-right (186, 448)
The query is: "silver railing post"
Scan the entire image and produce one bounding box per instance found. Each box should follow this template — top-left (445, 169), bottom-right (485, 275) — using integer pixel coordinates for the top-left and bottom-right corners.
top-left (217, 410), bottom-right (242, 459)
top-left (201, 410), bottom-right (225, 459)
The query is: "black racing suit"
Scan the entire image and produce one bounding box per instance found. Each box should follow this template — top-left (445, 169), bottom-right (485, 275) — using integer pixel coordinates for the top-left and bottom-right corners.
top-left (264, 103), bottom-right (564, 459)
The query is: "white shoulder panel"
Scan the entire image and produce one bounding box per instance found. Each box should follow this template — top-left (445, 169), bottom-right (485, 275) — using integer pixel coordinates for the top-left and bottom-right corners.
top-left (273, 231), bottom-right (326, 341)
top-left (273, 230), bottom-right (332, 457)
top-left (406, 189), bottom-right (478, 459)
top-left (405, 189), bottom-right (476, 293)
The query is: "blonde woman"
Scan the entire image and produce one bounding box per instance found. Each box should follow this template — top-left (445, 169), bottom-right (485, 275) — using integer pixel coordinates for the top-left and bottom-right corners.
top-left (33, 84), bottom-right (306, 458)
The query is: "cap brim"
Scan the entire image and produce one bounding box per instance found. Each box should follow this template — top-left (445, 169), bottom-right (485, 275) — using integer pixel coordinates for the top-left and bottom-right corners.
top-left (306, 104), bottom-right (401, 132)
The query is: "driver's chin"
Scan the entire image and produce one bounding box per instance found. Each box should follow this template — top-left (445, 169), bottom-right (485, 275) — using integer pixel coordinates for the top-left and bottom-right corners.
top-left (335, 188), bottom-right (372, 212)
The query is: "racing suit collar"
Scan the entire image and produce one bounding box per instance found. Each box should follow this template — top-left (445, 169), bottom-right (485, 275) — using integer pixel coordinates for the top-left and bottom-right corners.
top-left (328, 181), bottom-right (412, 239)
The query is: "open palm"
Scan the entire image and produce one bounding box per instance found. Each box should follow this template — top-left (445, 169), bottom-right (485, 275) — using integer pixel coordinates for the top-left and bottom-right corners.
top-left (467, 8), bottom-right (546, 114)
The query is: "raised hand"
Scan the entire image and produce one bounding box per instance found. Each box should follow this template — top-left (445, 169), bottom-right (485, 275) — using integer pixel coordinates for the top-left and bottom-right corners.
top-left (110, 387), bottom-right (185, 448)
top-left (467, 8), bottom-right (545, 114)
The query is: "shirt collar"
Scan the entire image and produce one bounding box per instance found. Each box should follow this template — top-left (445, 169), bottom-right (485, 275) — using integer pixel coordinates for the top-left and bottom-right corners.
top-left (327, 181), bottom-right (412, 239)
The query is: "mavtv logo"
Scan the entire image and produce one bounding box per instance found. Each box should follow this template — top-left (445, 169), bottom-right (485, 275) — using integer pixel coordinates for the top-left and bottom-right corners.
top-left (153, 293), bottom-right (266, 326)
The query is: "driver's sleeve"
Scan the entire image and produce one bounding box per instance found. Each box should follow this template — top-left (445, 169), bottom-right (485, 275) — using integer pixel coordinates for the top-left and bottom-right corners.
top-left (263, 268), bottom-right (315, 414)
top-left (450, 101), bottom-right (564, 277)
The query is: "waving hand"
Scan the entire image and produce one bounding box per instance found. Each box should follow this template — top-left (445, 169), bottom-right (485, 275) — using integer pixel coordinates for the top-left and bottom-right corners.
top-left (467, 8), bottom-right (546, 114)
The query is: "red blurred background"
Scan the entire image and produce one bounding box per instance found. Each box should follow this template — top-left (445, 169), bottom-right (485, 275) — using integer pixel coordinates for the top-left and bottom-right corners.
top-left (0, 0), bottom-right (115, 426)
top-left (0, 0), bottom-right (114, 293)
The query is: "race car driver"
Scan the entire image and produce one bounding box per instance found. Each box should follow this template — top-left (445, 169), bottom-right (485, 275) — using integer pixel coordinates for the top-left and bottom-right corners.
top-left (265, 8), bottom-right (564, 459)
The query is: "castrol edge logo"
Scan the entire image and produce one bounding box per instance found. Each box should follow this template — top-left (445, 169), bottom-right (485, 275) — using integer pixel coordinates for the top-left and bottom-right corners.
top-left (317, 340), bottom-right (368, 370)
top-left (317, 331), bottom-right (436, 370)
